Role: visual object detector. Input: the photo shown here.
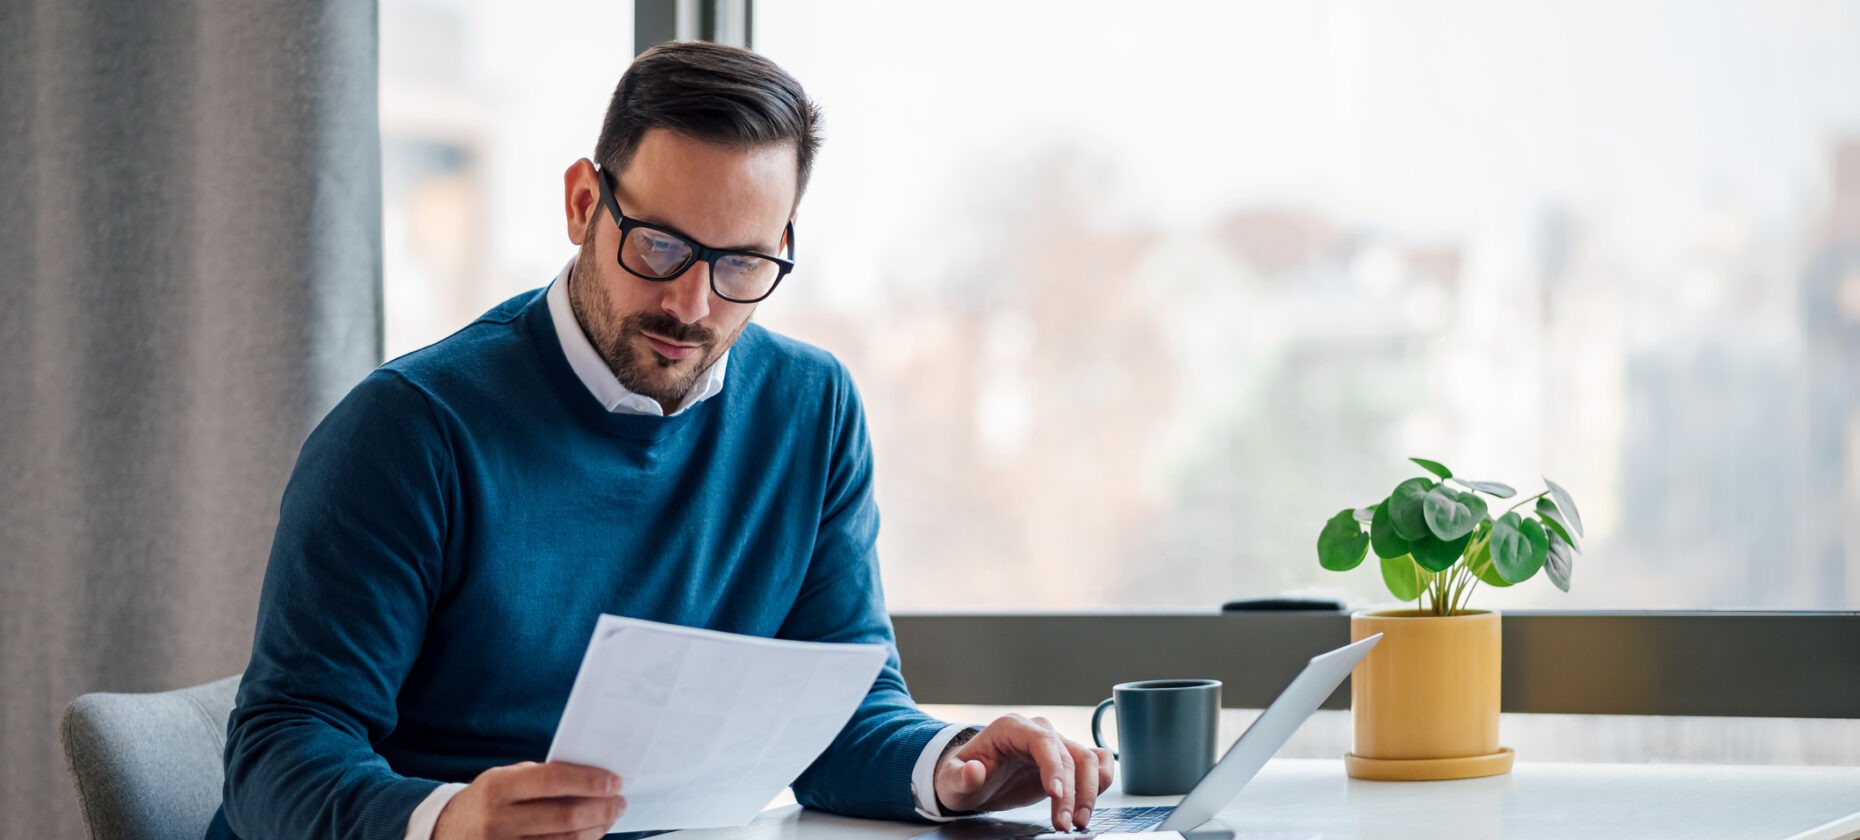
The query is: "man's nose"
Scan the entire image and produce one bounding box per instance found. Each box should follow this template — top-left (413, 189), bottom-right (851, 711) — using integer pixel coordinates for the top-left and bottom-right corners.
top-left (660, 260), bottom-right (712, 325)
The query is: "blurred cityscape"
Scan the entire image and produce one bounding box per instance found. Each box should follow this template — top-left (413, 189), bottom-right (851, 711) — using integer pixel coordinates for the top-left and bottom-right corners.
top-left (378, 0), bottom-right (1860, 761)
top-left (767, 136), bottom-right (1860, 613)
top-left (380, 0), bottom-right (1860, 612)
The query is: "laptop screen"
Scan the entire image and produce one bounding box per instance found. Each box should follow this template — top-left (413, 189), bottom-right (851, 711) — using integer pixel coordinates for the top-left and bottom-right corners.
top-left (1158, 634), bottom-right (1381, 832)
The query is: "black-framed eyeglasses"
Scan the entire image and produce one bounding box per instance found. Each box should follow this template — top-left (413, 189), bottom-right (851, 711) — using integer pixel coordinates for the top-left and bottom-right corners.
top-left (594, 165), bottom-right (796, 304)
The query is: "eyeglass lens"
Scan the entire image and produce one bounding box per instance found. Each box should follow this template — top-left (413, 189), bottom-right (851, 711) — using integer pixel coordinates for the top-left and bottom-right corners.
top-left (620, 226), bottom-right (783, 302)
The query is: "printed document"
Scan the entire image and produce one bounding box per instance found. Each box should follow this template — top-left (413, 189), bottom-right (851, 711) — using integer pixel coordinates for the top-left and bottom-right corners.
top-left (546, 614), bottom-right (890, 833)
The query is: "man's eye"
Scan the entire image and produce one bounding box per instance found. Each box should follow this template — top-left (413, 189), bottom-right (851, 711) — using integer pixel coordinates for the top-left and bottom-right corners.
top-left (628, 230), bottom-right (690, 275)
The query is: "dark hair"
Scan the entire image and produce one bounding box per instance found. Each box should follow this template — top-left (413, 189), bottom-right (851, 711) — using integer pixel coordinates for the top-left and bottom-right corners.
top-left (594, 42), bottom-right (823, 206)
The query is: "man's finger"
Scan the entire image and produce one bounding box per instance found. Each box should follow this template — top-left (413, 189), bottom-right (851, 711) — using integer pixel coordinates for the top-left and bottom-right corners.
top-left (509, 794), bottom-right (625, 835)
top-left (1094, 747), bottom-right (1115, 792)
top-left (961, 759), bottom-right (988, 794)
top-left (526, 830), bottom-right (605, 840)
top-left (936, 756), bottom-right (987, 799)
top-left (1016, 725), bottom-right (1075, 830)
top-left (527, 828), bottom-right (610, 840)
top-left (1070, 740), bottom-right (1100, 829)
top-left (495, 762), bottom-right (621, 802)
top-left (937, 757), bottom-right (994, 815)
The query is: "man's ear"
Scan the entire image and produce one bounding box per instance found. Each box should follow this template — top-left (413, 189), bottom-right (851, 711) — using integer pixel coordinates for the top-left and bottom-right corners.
top-left (564, 158), bottom-right (600, 246)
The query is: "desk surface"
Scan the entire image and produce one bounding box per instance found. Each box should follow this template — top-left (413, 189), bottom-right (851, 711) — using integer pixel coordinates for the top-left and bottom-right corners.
top-left (669, 759), bottom-right (1860, 840)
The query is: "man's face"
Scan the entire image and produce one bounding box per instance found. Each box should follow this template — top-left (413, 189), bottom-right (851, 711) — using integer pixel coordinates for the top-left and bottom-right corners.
top-left (565, 128), bottom-right (798, 411)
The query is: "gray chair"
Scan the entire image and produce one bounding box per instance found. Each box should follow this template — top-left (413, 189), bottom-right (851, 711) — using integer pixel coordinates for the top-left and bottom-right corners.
top-left (61, 675), bottom-right (241, 840)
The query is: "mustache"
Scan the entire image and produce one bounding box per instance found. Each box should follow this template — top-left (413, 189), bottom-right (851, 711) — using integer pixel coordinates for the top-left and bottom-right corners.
top-left (623, 312), bottom-right (715, 346)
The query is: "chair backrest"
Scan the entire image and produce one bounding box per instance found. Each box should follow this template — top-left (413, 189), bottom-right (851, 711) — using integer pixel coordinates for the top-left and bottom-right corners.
top-left (61, 675), bottom-right (241, 840)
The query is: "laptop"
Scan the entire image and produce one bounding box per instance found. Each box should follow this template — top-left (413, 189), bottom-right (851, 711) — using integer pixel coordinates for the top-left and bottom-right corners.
top-left (911, 633), bottom-right (1383, 839)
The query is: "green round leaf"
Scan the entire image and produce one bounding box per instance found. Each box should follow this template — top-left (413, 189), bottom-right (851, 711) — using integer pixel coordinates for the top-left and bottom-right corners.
top-left (1490, 512), bottom-right (1545, 583)
top-left (1489, 513), bottom-right (1524, 580)
top-left (1380, 554), bottom-right (1423, 601)
top-left (1409, 529), bottom-right (1472, 573)
top-left (1535, 497), bottom-right (1581, 552)
top-left (1470, 534), bottom-right (1514, 587)
top-left (1369, 500), bottom-right (1408, 559)
top-left (1423, 486), bottom-right (1485, 541)
top-left (1545, 531), bottom-right (1575, 592)
top-left (1518, 517), bottom-right (1550, 582)
top-left (1318, 508), bottom-right (1371, 571)
top-left (1544, 476), bottom-right (1584, 537)
top-left (1459, 490), bottom-right (1490, 524)
top-left (1410, 457), bottom-right (1453, 480)
top-left (1454, 478), bottom-right (1517, 498)
top-left (1388, 477), bottom-right (1436, 541)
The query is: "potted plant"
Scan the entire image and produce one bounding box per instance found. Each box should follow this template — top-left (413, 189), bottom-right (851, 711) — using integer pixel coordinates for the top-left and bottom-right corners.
top-left (1316, 457), bottom-right (1583, 781)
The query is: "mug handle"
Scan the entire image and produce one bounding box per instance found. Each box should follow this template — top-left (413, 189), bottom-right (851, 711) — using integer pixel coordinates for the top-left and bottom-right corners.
top-left (1091, 698), bottom-right (1118, 759)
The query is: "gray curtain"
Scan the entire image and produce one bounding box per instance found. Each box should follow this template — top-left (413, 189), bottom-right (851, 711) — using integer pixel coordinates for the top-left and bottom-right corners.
top-left (0, 2), bottom-right (382, 837)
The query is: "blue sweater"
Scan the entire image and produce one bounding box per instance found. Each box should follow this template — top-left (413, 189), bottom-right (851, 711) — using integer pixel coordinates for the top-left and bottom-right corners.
top-left (218, 290), bottom-right (944, 840)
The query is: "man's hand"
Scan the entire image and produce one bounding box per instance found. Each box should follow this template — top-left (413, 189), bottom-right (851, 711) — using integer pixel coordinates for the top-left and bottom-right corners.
top-left (433, 761), bottom-right (625, 840)
top-left (932, 714), bottom-right (1115, 832)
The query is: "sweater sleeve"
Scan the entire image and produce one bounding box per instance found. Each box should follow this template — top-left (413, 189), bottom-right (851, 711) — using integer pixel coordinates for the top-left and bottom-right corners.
top-left (778, 371), bottom-right (948, 821)
top-left (221, 371), bottom-right (453, 840)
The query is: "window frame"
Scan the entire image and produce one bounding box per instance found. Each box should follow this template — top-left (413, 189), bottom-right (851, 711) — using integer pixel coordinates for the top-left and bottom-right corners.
top-left (892, 611), bottom-right (1860, 718)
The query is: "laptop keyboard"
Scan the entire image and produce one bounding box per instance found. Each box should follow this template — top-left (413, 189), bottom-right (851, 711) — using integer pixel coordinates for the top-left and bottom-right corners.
top-left (906, 804), bottom-right (1177, 840)
top-left (1079, 805), bottom-right (1174, 833)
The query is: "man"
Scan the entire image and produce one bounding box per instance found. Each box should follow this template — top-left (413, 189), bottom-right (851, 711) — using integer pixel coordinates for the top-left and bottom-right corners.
top-left (212, 41), bottom-right (1112, 840)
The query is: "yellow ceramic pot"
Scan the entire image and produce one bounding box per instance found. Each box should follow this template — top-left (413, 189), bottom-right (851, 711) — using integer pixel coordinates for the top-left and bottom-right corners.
top-left (1345, 609), bottom-right (1515, 780)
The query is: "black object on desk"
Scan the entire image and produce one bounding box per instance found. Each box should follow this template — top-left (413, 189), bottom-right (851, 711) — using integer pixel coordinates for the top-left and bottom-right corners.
top-left (1220, 596), bottom-right (1346, 612)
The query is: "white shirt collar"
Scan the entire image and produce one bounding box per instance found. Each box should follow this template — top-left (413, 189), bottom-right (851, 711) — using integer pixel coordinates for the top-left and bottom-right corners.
top-left (545, 259), bottom-right (730, 417)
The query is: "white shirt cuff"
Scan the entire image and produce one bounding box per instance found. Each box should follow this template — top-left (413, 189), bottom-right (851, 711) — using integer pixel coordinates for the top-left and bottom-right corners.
top-left (911, 723), bottom-right (984, 821)
top-left (404, 782), bottom-right (468, 840)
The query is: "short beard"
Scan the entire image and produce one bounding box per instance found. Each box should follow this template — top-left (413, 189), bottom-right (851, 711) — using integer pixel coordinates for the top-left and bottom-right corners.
top-left (608, 310), bottom-right (717, 406)
top-left (568, 234), bottom-right (734, 410)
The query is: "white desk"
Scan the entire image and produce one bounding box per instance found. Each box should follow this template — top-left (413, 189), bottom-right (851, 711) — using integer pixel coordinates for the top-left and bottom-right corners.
top-left (669, 759), bottom-right (1860, 840)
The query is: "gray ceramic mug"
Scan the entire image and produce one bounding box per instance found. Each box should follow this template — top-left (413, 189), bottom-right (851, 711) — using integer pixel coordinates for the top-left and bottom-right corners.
top-left (1091, 679), bottom-right (1221, 795)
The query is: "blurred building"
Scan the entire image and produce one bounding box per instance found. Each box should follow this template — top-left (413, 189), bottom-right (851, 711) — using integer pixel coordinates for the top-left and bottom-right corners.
top-left (1801, 137), bottom-right (1860, 607)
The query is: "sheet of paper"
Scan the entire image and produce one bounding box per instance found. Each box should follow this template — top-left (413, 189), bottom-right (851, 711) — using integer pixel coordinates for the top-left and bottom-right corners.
top-left (546, 614), bottom-right (890, 833)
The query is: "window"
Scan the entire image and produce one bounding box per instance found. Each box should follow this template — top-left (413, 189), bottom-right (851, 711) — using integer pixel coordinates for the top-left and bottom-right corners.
top-left (379, 1), bottom-right (1860, 612)
top-left (750, 0), bottom-right (1860, 611)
